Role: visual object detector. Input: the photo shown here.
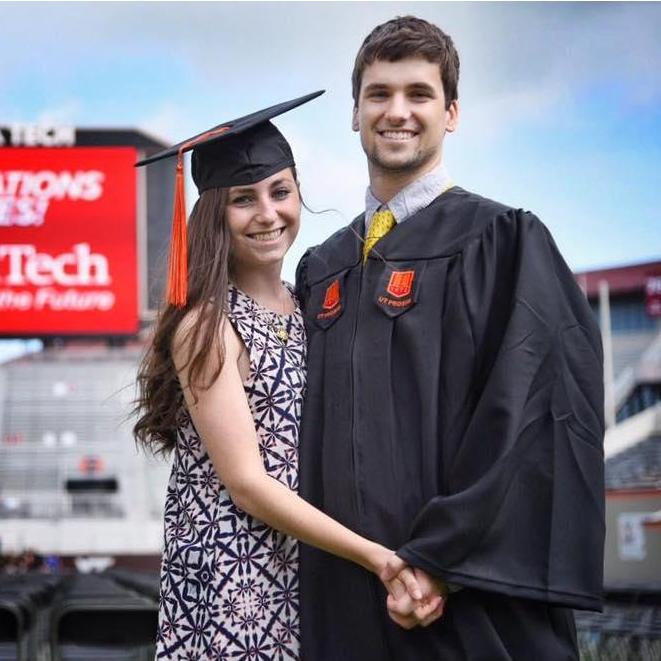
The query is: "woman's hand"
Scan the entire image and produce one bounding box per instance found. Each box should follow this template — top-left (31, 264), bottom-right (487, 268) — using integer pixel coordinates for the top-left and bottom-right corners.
top-left (380, 554), bottom-right (447, 629)
top-left (368, 546), bottom-right (424, 601)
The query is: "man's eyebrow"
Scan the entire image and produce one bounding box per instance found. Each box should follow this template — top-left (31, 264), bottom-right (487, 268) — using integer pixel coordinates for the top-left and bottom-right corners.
top-left (407, 82), bottom-right (438, 93)
top-left (363, 83), bottom-right (390, 92)
top-left (363, 82), bottom-right (438, 94)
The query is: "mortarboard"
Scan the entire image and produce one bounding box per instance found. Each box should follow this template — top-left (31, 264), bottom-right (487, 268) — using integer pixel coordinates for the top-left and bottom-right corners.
top-left (135, 90), bottom-right (324, 307)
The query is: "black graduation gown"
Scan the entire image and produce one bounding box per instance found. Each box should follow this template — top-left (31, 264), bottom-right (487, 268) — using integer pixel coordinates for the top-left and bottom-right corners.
top-left (295, 187), bottom-right (605, 661)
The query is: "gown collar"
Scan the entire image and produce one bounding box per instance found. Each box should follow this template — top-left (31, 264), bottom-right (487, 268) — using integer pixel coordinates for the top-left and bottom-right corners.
top-left (305, 187), bottom-right (499, 285)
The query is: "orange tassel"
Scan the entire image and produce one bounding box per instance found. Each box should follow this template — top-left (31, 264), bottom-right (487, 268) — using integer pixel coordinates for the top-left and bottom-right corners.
top-left (166, 154), bottom-right (188, 307)
top-left (164, 125), bottom-right (230, 307)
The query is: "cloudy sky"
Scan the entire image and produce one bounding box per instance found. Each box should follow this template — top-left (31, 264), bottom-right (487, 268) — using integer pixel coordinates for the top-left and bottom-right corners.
top-left (2, 1), bottom-right (660, 286)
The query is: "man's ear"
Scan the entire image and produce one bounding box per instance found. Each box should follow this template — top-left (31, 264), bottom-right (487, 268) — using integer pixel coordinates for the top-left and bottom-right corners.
top-left (445, 100), bottom-right (459, 133)
top-left (352, 106), bottom-right (360, 132)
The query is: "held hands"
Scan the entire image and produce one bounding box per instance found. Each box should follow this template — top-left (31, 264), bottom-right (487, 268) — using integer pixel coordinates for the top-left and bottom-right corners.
top-left (380, 554), bottom-right (447, 629)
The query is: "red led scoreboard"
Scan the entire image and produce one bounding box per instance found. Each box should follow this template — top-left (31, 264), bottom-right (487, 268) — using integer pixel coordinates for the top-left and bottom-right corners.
top-left (0, 126), bottom-right (172, 337)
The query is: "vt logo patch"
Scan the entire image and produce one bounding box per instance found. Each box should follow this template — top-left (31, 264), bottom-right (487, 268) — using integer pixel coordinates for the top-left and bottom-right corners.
top-left (313, 276), bottom-right (345, 329)
top-left (322, 279), bottom-right (340, 310)
top-left (386, 270), bottom-right (415, 298)
top-left (375, 263), bottom-right (425, 318)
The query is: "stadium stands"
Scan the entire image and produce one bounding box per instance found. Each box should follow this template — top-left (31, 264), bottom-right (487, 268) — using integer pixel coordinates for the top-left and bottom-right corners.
top-left (0, 571), bottom-right (158, 661)
top-left (0, 574), bottom-right (61, 661)
top-left (576, 584), bottom-right (661, 661)
top-left (51, 573), bottom-right (157, 660)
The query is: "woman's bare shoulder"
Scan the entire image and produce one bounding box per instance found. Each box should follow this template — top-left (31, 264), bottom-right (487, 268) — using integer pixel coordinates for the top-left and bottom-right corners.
top-left (172, 304), bottom-right (241, 371)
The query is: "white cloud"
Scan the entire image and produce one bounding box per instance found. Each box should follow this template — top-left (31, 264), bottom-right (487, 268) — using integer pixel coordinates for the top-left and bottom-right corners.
top-left (137, 102), bottom-right (192, 146)
top-left (35, 99), bottom-right (84, 126)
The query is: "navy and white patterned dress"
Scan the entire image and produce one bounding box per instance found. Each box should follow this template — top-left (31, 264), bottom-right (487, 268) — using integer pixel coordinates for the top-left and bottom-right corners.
top-left (156, 283), bottom-right (306, 660)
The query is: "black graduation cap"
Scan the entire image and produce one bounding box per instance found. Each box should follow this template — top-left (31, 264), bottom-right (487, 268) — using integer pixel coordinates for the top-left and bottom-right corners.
top-left (135, 90), bottom-right (324, 307)
top-left (136, 90), bottom-right (324, 191)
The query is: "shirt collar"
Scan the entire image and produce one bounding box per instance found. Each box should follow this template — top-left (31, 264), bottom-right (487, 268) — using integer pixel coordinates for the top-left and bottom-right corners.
top-left (364, 162), bottom-right (453, 229)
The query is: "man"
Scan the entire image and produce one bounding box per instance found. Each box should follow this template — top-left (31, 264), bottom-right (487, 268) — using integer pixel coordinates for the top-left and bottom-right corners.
top-left (296, 16), bottom-right (604, 660)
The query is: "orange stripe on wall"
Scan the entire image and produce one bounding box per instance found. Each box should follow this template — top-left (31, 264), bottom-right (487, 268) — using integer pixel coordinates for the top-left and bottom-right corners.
top-left (606, 488), bottom-right (661, 499)
top-left (643, 521), bottom-right (661, 530)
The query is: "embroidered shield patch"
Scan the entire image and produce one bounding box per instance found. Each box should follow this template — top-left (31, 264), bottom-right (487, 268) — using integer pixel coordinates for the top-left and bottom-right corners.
top-left (375, 261), bottom-right (425, 319)
top-left (386, 270), bottom-right (415, 298)
top-left (313, 275), bottom-right (345, 329)
top-left (322, 279), bottom-right (340, 309)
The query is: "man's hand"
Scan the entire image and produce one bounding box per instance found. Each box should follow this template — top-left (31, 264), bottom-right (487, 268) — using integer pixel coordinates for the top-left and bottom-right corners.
top-left (380, 555), bottom-right (447, 629)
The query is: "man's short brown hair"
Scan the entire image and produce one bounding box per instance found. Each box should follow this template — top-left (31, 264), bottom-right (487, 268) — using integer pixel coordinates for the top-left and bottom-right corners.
top-left (352, 16), bottom-right (460, 110)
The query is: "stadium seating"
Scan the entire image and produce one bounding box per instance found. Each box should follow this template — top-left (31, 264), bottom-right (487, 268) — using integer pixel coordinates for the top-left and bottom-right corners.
top-left (0, 571), bottom-right (158, 661)
top-left (0, 574), bottom-right (62, 661)
top-left (50, 573), bottom-right (157, 661)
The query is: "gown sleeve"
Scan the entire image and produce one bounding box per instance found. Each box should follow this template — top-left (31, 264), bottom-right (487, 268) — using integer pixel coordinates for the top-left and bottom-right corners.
top-left (295, 247), bottom-right (315, 313)
top-left (396, 210), bottom-right (605, 611)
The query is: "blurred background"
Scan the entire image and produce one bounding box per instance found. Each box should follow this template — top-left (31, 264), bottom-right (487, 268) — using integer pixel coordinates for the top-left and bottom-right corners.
top-left (0, 2), bottom-right (659, 660)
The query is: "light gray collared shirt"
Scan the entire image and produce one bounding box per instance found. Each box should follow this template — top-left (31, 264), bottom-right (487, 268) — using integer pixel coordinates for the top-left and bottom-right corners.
top-left (364, 162), bottom-right (453, 232)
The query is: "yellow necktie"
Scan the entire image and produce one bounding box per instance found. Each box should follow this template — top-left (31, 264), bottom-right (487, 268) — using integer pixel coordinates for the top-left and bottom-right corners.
top-left (363, 209), bottom-right (396, 263)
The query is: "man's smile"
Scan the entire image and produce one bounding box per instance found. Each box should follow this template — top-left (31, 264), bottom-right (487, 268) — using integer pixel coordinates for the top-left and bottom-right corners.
top-left (378, 130), bottom-right (419, 141)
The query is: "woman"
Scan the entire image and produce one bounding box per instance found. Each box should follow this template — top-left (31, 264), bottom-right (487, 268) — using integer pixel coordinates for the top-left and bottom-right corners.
top-left (133, 93), bottom-right (440, 660)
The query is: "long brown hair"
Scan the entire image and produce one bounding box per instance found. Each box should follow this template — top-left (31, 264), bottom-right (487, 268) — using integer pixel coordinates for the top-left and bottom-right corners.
top-left (133, 187), bottom-right (232, 456)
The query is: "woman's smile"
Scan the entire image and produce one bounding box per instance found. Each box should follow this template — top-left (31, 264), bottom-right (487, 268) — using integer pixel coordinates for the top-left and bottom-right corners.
top-left (246, 227), bottom-right (287, 242)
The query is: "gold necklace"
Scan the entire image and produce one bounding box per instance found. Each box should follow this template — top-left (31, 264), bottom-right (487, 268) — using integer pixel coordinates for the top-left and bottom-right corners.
top-left (274, 324), bottom-right (289, 344)
top-left (268, 285), bottom-right (290, 345)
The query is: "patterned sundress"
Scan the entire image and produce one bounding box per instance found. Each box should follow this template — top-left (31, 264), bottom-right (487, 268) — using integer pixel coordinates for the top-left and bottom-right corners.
top-left (156, 283), bottom-right (306, 660)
